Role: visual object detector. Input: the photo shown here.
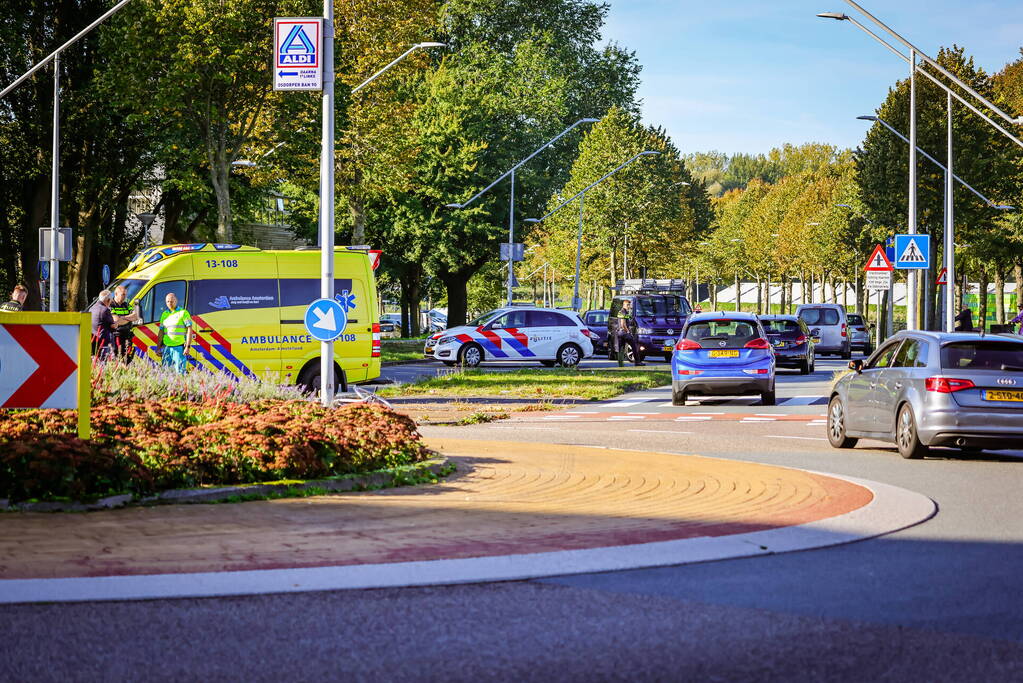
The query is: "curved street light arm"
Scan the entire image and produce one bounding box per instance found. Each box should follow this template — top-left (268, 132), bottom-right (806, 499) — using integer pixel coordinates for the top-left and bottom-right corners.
top-left (842, 0), bottom-right (1023, 126)
top-left (351, 42), bottom-right (446, 94)
top-left (447, 117), bottom-right (600, 209)
top-left (858, 115), bottom-right (1013, 209)
top-left (822, 12), bottom-right (1023, 151)
top-left (526, 150), bottom-right (661, 223)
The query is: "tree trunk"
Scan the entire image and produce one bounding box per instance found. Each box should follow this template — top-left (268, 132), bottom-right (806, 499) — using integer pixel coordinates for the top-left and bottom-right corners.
top-left (209, 135), bottom-right (232, 243)
top-left (441, 270), bottom-right (472, 328)
top-left (755, 273), bottom-right (763, 314)
top-left (978, 268), bottom-right (990, 331)
top-left (1015, 260), bottom-right (1023, 317)
top-left (957, 267), bottom-right (967, 314)
top-left (734, 273), bottom-right (740, 312)
top-left (400, 270), bottom-right (422, 337)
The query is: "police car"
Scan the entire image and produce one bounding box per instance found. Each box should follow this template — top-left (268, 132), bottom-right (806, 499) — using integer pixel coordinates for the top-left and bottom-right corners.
top-left (424, 307), bottom-right (596, 367)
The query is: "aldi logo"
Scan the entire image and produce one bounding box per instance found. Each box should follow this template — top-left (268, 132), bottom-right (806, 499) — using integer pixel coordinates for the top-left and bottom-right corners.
top-left (273, 18), bottom-right (322, 91)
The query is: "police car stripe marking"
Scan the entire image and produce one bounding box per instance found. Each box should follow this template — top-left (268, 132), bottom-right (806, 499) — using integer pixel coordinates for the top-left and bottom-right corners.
top-left (501, 328), bottom-right (535, 357)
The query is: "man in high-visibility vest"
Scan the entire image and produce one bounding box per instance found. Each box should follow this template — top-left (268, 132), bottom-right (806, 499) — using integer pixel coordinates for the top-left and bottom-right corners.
top-left (156, 292), bottom-right (193, 374)
top-left (110, 284), bottom-right (140, 362)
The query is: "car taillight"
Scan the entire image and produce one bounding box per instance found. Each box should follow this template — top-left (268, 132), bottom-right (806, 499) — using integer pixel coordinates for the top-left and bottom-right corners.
top-left (676, 369), bottom-right (703, 375)
top-left (841, 323), bottom-right (847, 337)
top-left (581, 328), bottom-right (596, 338)
top-left (744, 338), bottom-right (771, 349)
top-left (742, 368), bottom-right (769, 375)
top-left (372, 323), bottom-right (381, 358)
top-left (925, 377), bottom-right (975, 393)
top-left (795, 335), bottom-right (807, 345)
top-left (676, 339), bottom-right (701, 351)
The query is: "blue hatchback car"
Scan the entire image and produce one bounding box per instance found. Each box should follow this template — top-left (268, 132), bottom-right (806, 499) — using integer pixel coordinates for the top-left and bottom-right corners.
top-left (671, 311), bottom-right (777, 406)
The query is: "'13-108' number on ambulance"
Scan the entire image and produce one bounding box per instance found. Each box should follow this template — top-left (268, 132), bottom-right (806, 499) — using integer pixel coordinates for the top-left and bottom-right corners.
top-left (205, 259), bottom-right (239, 268)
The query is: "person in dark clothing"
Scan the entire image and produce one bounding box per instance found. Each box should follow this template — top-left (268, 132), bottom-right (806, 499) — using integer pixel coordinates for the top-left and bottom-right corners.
top-left (90, 289), bottom-right (115, 357)
top-left (954, 306), bottom-right (974, 332)
top-left (109, 285), bottom-right (140, 361)
top-left (0, 284), bottom-right (28, 312)
top-left (615, 299), bottom-right (645, 366)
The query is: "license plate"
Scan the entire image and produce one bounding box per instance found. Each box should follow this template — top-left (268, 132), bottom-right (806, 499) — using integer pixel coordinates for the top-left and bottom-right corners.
top-left (773, 341), bottom-right (784, 348)
top-left (662, 345), bottom-right (673, 353)
top-left (709, 350), bottom-right (739, 358)
top-left (811, 337), bottom-right (821, 343)
top-left (983, 389), bottom-right (1023, 402)
top-left (425, 346), bottom-right (435, 354)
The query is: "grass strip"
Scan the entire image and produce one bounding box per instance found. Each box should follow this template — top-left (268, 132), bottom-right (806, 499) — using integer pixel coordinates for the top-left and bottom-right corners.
top-left (378, 368), bottom-right (671, 401)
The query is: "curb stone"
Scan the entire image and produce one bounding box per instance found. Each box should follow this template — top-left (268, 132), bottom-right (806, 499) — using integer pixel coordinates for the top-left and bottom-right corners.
top-left (1, 458), bottom-right (451, 513)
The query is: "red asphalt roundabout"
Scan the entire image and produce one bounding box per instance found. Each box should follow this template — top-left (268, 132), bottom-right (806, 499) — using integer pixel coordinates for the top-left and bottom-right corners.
top-left (0, 438), bottom-right (935, 604)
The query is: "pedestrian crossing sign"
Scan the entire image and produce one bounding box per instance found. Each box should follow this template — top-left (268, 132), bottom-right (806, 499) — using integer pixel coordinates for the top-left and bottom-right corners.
top-left (894, 234), bottom-right (930, 269)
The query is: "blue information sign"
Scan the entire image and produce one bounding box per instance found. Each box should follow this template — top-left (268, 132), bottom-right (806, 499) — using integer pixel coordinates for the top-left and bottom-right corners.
top-left (102, 264), bottom-right (111, 286)
top-left (304, 298), bottom-right (348, 342)
top-left (894, 234), bottom-right (930, 269)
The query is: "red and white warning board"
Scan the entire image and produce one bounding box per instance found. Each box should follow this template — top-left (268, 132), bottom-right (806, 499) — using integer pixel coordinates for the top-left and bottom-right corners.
top-left (936, 267), bottom-right (947, 285)
top-left (0, 312), bottom-right (91, 437)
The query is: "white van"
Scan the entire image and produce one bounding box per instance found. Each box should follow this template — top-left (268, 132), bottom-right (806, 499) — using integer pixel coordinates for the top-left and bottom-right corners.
top-left (796, 303), bottom-right (851, 358)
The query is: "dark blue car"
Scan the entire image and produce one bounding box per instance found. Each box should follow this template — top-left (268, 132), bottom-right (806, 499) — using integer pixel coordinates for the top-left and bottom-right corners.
top-left (671, 311), bottom-right (776, 405)
top-left (582, 310), bottom-right (610, 353)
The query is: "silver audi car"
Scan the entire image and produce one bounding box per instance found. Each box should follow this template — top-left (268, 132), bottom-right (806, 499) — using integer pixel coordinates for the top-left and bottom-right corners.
top-left (827, 331), bottom-right (1023, 458)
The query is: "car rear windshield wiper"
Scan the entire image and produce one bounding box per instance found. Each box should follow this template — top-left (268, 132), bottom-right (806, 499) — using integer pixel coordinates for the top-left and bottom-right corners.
top-left (1000, 364), bottom-right (1023, 371)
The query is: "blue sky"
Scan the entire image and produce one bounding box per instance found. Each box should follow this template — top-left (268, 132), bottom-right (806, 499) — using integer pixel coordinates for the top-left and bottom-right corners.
top-left (602, 0), bottom-right (1023, 155)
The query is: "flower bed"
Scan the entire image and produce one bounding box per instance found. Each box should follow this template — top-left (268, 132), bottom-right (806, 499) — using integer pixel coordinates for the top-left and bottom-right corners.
top-left (0, 401), bottom-right (430, 504)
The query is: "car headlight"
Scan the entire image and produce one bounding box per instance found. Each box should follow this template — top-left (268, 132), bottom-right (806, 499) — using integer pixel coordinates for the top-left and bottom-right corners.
top-left (637, 327), bottom-right (653, 334)
top-left (437, 336), bottom-right (456, 346)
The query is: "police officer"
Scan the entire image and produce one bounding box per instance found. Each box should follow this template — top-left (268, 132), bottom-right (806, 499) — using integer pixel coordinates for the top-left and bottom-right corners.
top-left (109, 285), bottom-right (140, 361)
top-left (156, 292), bottom-right (193, 374)
top-left (0, 284), bottom-right (28, 312)
top-left (615, 298), bottom-right (645, 367)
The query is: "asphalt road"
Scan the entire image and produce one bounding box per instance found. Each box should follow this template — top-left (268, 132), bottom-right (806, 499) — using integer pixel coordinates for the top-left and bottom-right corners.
top-left (3, 353), bottom-right (1022, 681)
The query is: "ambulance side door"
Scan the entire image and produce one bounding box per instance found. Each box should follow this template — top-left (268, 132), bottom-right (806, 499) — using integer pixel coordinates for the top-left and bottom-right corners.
top-left (190, 276), bottom-right (281, 379)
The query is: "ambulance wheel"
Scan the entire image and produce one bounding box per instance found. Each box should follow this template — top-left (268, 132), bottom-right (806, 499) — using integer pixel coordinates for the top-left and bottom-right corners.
top-left (459, 343), bottom-right (483, 368)
top-left (298, 363), bottom-right (346, 396)
top-left (556, 343), bottom-right (582, 367)
top-left (540, 360), bottom-right (557, 368)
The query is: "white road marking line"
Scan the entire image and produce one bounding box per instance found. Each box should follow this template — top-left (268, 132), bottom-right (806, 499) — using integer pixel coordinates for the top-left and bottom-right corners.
top-left (765, 435), bottom-right (827, 441)
top-left (675, 416), bottom-right (712, 421)
top-left (755, 413), bottom-right (786, 417)
top-left (542, 416), bottom-right (576, 420)
top-left (741, 417), bottom-right (776, 422)
top-left (603, 401), bottom-right (642, 408)
top-left (657, 403), bottom-right (677, 407)
top-left (628, 429), bottom-right (694, 435)
top-left (692, 411), bottom-right (724, 415)
top-left (564, 411), bottom-right (599, 414)
top-left (628, 412), bottom-right (660, 415)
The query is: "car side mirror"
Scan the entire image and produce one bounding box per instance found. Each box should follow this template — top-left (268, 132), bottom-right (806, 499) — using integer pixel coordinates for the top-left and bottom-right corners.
top-left (849, 359), bottom-right (864, 373)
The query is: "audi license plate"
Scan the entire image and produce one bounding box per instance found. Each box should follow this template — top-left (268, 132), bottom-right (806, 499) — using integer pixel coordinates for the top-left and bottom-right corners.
top-left (709, 350), bottom-right (739, 358)
top-left (983, 389), bottom-right (1023, 402)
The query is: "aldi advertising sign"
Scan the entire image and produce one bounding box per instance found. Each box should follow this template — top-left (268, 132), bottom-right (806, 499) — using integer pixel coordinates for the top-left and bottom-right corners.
top-left (273, 18), bottom-right (323, 91)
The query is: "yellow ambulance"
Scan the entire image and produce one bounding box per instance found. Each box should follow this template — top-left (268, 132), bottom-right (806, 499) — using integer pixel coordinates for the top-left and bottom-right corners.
top-left (108, 243), bottom-right (381, 391)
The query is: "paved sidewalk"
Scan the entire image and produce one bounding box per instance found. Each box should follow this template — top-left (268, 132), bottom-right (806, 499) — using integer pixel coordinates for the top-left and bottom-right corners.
top-left (2, 438), bottom-right (879, 583)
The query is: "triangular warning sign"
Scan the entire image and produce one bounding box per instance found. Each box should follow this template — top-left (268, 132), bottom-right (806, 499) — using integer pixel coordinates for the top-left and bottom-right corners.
top-left (898, 237), bottom-right (927, 263)
top-left (936, 267), bottom-right (947, 285)
top-left (863, 244), bottom-right (894, 272)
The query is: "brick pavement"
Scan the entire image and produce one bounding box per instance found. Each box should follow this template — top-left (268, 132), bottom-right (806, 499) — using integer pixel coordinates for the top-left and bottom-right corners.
top-left (0, 438), bottom-right (872, 580)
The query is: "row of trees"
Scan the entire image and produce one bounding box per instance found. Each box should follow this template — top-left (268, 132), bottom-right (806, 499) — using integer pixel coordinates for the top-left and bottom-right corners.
top-left (1, 0), bottom-right (651, 331)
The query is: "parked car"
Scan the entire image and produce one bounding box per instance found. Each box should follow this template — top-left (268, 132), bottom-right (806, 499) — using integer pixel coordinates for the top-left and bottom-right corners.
top-left (671, 311), bottom-right (776, 406)
top-left (827, 331), bottom-right (1023, 458)
top-left (378, 320), bottom-right (401, 339)
top-left (759, 314), bottom-right (815, 374)
top-left (796, 303), bottom-right (851, 359)
top-left (582, 310), bottom-right (610, 353)
top-left (609, 293), bottom-right (692, 363)
top-left (424, 307), bottom-right (596, 368)
top-left (847, 313), bottom-right (873, 355)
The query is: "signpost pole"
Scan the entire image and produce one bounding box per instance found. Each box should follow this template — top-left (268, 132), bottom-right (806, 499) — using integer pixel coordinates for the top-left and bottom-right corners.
top-left (906, 48), bottom-right (918, 331)
top-left (49, 54), bottom-right (60, 313)
top-left (945, 89), bottom-right (955, 333)
top-left (507, 169), bottom-right (515, 306)
top-left (319, 0), bottom-right (335, 406)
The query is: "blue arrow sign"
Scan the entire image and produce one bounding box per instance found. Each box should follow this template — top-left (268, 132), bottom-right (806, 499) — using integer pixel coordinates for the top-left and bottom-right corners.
top-left (278, 71), bottom-right (298, 76)
top-left (894, 234), bottom-right (930, 269)
top-left (304, 298), bottom-right (348, 342)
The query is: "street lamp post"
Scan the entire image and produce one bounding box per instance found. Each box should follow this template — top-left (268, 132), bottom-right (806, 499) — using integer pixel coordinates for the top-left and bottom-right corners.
top-left (524, 150), bottom-right (661, 311)
top-left (818, 4), bottom-right (1023, 329)
top-left (856, 114), bottom-right (1015, 332)
top-left (446, 118), bottom-right (600, 306)
top-left (317, 39), bottom-right (445, 405)
top-left (1, 0), bottom-right (136, 312)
